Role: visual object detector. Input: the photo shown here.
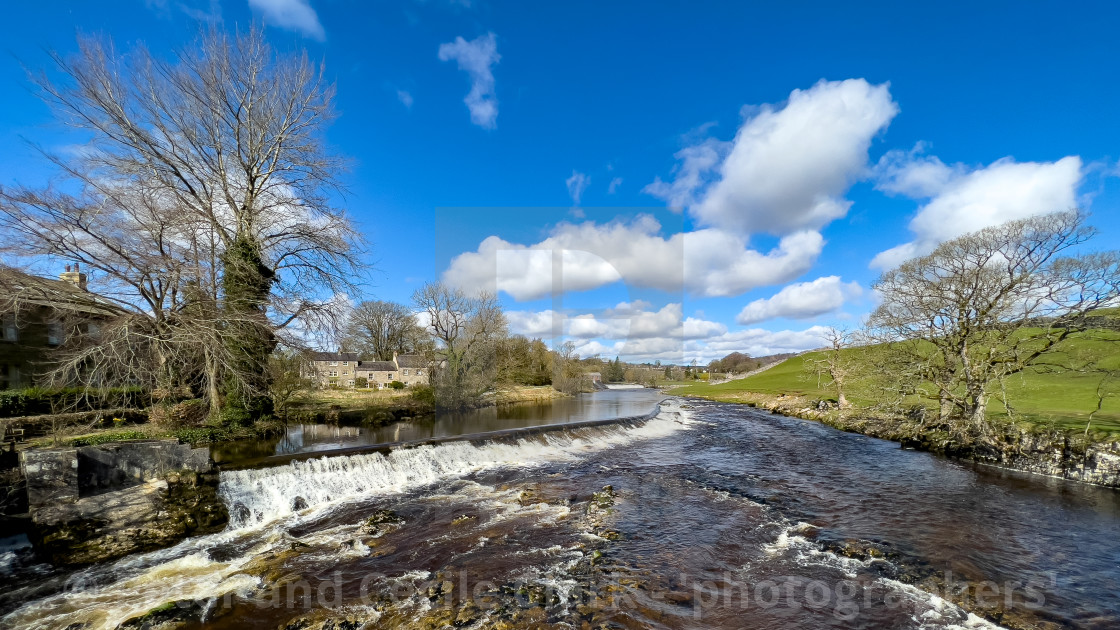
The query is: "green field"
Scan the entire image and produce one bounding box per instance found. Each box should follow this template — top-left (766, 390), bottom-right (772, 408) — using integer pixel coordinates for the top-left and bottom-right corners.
top-left (672, 332), bottom-right (1120, 437)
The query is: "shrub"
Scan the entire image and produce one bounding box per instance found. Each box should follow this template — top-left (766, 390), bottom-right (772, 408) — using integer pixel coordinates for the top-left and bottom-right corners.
top-left (354, 377), bottom-right (368, 389)
top-left (407, 385), bottom-right (435, 407)
top-left (149, 399), bottom-right (209, 429)
top-left (388, 381), bottom-right (406, 390)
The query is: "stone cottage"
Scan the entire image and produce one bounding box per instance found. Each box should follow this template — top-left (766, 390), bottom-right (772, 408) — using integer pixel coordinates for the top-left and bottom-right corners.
top-left (0, 265), bottom-right (123, 389)
top-left (306, 351), bottom-right (430, 389)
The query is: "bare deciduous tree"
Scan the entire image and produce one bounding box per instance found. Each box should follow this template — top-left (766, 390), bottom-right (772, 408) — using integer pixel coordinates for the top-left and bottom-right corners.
top-left (869, 210), bottom-right (1120, 435)
top-left (807, 327), bottom-right (854, 408)
top-left (0, 27), bottom-right (362, 421)
top-left (342, 300), bottom-right (427, 361)
top-left (412, 282), bottom-right (507, 409)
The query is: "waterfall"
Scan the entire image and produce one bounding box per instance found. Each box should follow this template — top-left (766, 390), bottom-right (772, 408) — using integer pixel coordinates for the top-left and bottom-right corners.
top-left (219, 402), bottom-right (690, 529)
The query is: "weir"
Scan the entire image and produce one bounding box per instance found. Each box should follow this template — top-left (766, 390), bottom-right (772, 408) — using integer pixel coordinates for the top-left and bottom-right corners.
top-left (217, 400), bottom-right (685, 530)
top-left (218, 400), bottom-right (668, 472)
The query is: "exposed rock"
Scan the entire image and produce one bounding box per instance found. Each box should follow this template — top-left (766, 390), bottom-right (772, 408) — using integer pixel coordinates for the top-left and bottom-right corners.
top-left (21, 441), bottom-right (226, 566)
top-left (116, 597), bottom-right (232, 629)
top-left (360, 509), bottom-right (403, 536)
top-left (27, 472), bottom-right (227, 566)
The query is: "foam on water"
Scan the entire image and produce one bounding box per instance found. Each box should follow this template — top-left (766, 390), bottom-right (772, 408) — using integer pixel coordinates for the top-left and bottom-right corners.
top-left (219, 401), bottom-right (691, 530)
top-left (1, 403), bottom-right (691, 630)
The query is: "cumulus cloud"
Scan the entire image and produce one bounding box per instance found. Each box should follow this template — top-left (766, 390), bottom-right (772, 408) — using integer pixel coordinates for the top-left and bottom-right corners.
top-left (643, 137), bottom-right (730, 210)
top-left (507, 303), bottom-right (726, 342)
top-left (248, 0), bottom-right (325, 40)
top-left (569, 324), bottom-right (831, 363)
top-left (438, 32), bottom-right (500, 129)
top-left (442, 216), bottom-right (824, 300)
top-left (646, 79), bottom-right (898, 234)
top-left (736, 276), bottom-right (862, 324)
top-left (566, 171), bottom-right (590, 205)
top-left (689, 326), bottom-right (831, 358)
top-left (608, 177), bottom-right (623, 194)
top-left (871, 148), bottom-right (1083, 269)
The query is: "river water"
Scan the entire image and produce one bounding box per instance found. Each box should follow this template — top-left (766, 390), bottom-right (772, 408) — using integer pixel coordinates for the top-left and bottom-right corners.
top-left (210, 388), bottom-right (666, 466)
top-left (2, 393), bottom-right (1118, 629)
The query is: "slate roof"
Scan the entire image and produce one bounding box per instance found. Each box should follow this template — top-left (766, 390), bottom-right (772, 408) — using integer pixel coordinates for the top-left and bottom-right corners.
top-left (0, 267), bottom-right (123, 318)
top-left (395, 355), bottom-right (427, 368)
top-left (357, 361), bottom-right (397, 372)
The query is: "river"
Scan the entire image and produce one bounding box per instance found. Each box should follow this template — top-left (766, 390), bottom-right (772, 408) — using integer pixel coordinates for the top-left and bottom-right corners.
top-left (2, 391), bottom-right (1118, 629)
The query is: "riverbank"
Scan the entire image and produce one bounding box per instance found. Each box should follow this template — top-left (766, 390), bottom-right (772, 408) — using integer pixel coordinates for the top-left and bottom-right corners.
top-left (677, 389), bottom-right (1120, 488)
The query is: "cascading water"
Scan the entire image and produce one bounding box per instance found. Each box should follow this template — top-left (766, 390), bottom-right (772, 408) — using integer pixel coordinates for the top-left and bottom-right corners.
top-left (219, 404), bottom-right (691, 530)
top-left (2, 395), bottom-right (1118, 630)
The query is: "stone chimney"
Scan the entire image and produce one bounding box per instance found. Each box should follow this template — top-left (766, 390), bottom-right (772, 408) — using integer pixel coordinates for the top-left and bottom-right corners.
top-left (59, 263), bottom-right (87, 291)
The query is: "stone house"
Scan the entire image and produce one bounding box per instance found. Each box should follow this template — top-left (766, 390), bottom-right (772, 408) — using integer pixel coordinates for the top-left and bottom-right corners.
top-left (0, 265), bottom-right (123, 390)
top-left (354, 360), bottom-right (400, 388)
top-left (305, 351), bottom-right (361, 388)
top-left (393, 353), bottom-right (429, 387)
top-left (305, 351), bottom-right (429, 389)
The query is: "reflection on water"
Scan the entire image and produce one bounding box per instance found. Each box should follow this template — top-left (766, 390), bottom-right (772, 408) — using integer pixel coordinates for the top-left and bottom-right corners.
top-left (211, 388), bottom-right (664, 465)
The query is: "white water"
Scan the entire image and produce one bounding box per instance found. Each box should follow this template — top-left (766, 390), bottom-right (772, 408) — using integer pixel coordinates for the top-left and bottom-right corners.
top-left (220, 401), bottom-right (691, 531)
top-left (2, 402), bottom-right (693, 630)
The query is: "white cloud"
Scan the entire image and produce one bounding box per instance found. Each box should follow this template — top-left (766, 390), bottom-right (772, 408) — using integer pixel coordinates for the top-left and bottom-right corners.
top-left (646, 79), bottom-right (898, 234)
top-left (442, 216), bottom-right (824, 300)
top-left (566, 171), bottom-right (589, 205)
top-left (643, 137), bottom-right (729, 210)
top-left (248, 0), bottom-right (325, 41)
top-left (571, 324), bottom-right (831, 363)
top-left (736, 275), bottom-right (862, 324)
top-left (871, 149), bottom-right (1083, 269)
top-left (507, 303), bottom-right (726, 342)
top-left (689, 326), bottom-right (831, 359)
top-left (608, 177), bottom-right (623, 194)
top-left (397, 89), bottom-right (414, 108)
top-left (438, 32), bottom-right (500, 129)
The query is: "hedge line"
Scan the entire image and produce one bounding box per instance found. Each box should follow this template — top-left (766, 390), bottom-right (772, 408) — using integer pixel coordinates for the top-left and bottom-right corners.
top-left (0, 387), bottom-right (151, 418)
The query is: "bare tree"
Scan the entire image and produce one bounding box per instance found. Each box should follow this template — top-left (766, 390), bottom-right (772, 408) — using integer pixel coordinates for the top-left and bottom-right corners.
top-left (343, 300), bottom-right (427, 360)
top-left (412, 282), bottom-right (507, 409)
top-left (0, 27), bottom-right (362, 421)
top-left (869, 211), bottom-right (1120, 435)
top-left (808, 327), bottom-right (854, 408)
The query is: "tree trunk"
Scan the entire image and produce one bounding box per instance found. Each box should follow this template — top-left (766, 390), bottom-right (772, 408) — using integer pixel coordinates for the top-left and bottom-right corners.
top-left (969, 390), bottom-right (988, 431)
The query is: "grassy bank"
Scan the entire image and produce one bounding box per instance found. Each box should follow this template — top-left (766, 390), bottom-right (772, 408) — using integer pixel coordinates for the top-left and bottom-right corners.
top-left (671, 333), bottom-right (1120, 439)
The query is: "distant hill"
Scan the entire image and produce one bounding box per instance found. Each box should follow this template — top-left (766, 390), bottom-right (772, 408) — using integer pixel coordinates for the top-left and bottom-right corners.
top-left (680, 329), bottom-right (1120, 437)
top-left (708, 351), bottom-right (799, 374)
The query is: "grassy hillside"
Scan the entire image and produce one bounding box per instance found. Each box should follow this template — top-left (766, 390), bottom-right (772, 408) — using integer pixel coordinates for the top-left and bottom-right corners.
top-left (673, 332), bottom-right (1120, 437)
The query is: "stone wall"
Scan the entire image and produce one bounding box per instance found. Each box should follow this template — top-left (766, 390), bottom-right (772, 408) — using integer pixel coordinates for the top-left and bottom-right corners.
top-left (20, 440), bottom-right (227, 565)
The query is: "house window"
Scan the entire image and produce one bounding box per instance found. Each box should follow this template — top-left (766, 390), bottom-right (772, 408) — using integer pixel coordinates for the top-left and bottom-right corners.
top-left (47, 321), bottom-right (62, 346)
top-left (342, 361), bottom-right (349, 366)
top-left (329, 370), bottom-right (338, 377)
top-left (403, 369), bottom-right (409, 376)
top-left (348, 380), bottom-right (354, 387)
top-left (417, 369), bottom-right (423, 376)
top-left (0, 365), bottom-right (18, 389)
top-left (1, 317), bottom-right (17, 342)
top-left (329, 361), bottom-right (338, 366)
top-left (388, 374), bottom-right (394, 380)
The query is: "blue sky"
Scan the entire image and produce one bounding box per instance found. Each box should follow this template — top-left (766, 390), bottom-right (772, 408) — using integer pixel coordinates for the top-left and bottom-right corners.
top-left (1, 1), bottom-right (1118, 363)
